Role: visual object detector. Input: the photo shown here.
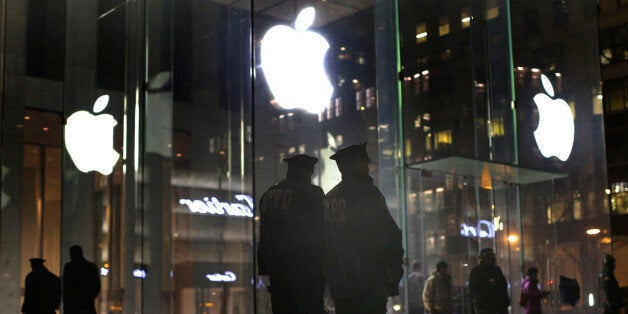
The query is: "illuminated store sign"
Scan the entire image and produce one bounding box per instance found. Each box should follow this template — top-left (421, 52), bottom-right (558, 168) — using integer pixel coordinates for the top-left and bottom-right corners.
top-left (206, 271), bottom-right (237, 282)
top-left (179, 194), bottom-right (254, 217)
top-left (64, 95), bottom-right (120, 175)
top-left (460, 220), bottom-right (495, 239)
top-left (261, 7), bottom-right (333, 114)
top-left (533, 74), bottom-right (574, 161)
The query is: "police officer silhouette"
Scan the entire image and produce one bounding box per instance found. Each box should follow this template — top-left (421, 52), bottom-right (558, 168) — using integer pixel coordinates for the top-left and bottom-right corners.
top-left (257, 154), bottom-right (326, 314)
top-left (21, 258), bottom-right (61, 314)
top-left (324, 142), bottom-right (404, 314)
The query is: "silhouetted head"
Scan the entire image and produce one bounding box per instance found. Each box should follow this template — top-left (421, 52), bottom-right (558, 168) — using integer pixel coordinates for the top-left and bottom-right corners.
top-left (603, 254), bottom-right (615, 271)
top-left (436, 260), bottom-right (449, 275)
top-left (526, 266), bottom-right (539, 279)
top-left (284, 154), bottom-right (318, 180)
top-left (69, 245), bottom-right (84, 261)
top-left (330, 142), bottom-right (370, 174)
top-left (411, 260), bottom-right (421, 272)
top-left (478, 247), bottom-right (496, 266)
top-left (29, 258), bottom-right (45, 269)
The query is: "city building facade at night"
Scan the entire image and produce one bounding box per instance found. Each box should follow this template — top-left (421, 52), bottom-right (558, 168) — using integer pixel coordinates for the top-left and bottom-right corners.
top-left (0, 0), bottom-right (614, 313)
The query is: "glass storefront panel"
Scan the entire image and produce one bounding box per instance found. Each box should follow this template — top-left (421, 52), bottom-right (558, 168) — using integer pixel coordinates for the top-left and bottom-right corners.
top-left (0, 0), bottom-right (612, 313)
top-left (400, 1), bottom-right (610, 314)
top-left (252, 1), bottom-right (404, 312)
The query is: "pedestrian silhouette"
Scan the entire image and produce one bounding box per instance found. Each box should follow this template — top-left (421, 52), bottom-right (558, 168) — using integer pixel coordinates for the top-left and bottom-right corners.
top-left (468, 248), bottom-right (510, 314)
top-left (257, 154), bottom-right (326, 314)
top-left (599, 254), bottom-right (623, 314)
top-left (21, 258), bottom-right (61, 314)
top-left (62, 245), bottom-right (101, 314)
top-left (324, 142), bottom-right (404, 314)
top-left (423, 260), bottom-right (453, 314)
top-left (520, 267), bottom-right (549, 314)
top-left (407, 260), bottom-right (426, 314)
top-left (557, 275), bottom-right (579, 307)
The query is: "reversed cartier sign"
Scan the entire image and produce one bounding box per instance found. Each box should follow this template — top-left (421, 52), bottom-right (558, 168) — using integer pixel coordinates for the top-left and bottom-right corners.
top-left (206, 271), bottom-right (237, 283)
top-left (179, 194), bottom-right (253, 217)
top-left (460, 220), bottom-right (496, 239)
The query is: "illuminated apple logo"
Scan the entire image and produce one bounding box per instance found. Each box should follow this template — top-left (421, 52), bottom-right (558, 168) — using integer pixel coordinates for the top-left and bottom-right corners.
top-left (261, 7), bottom-right (333, 114)
top-left (533, 74), bottom-right (574, 161)
top-left (64, 95), bottom-right (120, 175)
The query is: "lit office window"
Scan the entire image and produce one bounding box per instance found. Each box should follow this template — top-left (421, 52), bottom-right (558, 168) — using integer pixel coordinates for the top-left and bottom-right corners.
top-left (490, 116), bottom-right (505, 137)
top-left (438, 16), bottom-right (450, 36)
top-left (425, 133), bottom-right (432, 151)
top-left (461, 7), bottom-right (471, 28)
top-left (335, 97), bottom-right (343, 117)
top-left (416, 23), bottom-right (427, 43)
top-left (486, 5), bottom-right (499, 20)
top-left (434, 130), bottom-right (452, 149)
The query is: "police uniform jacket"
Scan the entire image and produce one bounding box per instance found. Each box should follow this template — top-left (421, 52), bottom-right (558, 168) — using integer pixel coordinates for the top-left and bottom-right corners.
top-left (257, 176), bottom-right (326, 276)
top-left (21, 267), bottom-right (61, 314)
top-left (324, 172), bottom-right (403, 298)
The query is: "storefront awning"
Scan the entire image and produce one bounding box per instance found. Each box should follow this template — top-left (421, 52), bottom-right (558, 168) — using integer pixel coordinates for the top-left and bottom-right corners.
top-left (407, 156), bottom-right (566, 185)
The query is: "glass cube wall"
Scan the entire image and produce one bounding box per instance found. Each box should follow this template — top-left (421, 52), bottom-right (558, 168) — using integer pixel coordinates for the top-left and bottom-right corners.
top-left (0, 0), bottom-right (610, 313)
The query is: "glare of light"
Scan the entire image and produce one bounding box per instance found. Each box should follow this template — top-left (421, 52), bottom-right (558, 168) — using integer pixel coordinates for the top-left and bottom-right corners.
top-left (205, 303), bottom-right (214, 308)
top-left (42, 127), bottom-right (49, 132)
top-left (340, 46), bottom-right (346, 51)
top-left (100, 267), bottom-right (110, 277)
top-left (393, 304), bottom-right (402, 311)
top-left (360, 106), bottom-right (365, 111)
top-left (261, 7), bottom-right (333, 114)
top-left (516, 66), bottom-right (524, 71)
top-left (422, 70), bottom-right (430, 76)
top-left (24, 115), bottom-right (31, 120)
top-left (597, 95), bottom-right (603, 100)
top-left (588, 293), bottom-right (595, 306)
top-left (605, 189), bottom-right (611, 195)
top-left (64, 95), bottom-right (120, 175)
top-left (413, 73), bottom-right (421, 78)
top-left (133, 269), bottom-right (146, 279)
top-left (435, 187), bottom-right (445, 193)
top-left (416, 32), bottom-right (428, 39)
top-left (531, 68), bottom-right (540, 73)
top-left (601, 237), bottom-right (611, 244)
top-left (461, 17), bottom-right (471, 23)
top-left (508, 235), bottom-right (519, 243)
top-left (586, 228), bottom-right (601, 235)
top-left (555, 72), bottom-right (562, 77)
top-left (352, 79), bottom-right (359, 84)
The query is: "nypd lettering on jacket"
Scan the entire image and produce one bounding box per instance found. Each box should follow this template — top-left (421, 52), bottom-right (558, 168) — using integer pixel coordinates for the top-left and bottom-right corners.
top-left (323, 197), bottom-right (346, 222)
top-left (259, 188), bottom-right (293, 212)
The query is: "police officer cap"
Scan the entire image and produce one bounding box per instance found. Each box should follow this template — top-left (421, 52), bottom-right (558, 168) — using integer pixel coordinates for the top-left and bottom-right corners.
top-left (478, 247), bottom-right (495, 259)
top-left (283, 154), bottom-right (318, 167)
top-left (29, 258), bottom-right (45, 265)
top-left (603, 254), bottom-right (615, 265)
top-left (330, 142), bottom-right (371, 163)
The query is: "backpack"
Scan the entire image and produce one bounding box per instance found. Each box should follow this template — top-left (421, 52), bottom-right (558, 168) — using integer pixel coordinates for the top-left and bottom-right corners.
top-left (519, 290), bottom-right (528, 307)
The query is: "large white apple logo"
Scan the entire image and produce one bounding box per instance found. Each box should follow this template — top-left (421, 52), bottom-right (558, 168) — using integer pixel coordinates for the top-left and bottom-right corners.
top-left (261, 7), bottom-right (333, 114)
top-left (64, 95), bottom-right (120, 175)
top-left (533, 74), bottom-right (574, 161)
